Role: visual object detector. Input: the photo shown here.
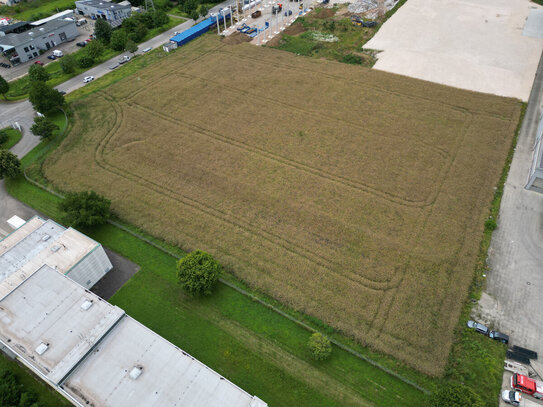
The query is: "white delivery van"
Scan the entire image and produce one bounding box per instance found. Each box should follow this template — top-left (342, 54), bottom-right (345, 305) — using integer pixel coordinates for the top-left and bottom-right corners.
top-left (52, 50), bottom-right (63, 57)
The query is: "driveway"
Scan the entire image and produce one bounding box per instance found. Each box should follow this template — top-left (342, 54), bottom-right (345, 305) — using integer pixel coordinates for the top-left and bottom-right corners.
top-left (476, 48), bottom-right (543, 382)
top-left (364, 0), bottom-right (543, 101)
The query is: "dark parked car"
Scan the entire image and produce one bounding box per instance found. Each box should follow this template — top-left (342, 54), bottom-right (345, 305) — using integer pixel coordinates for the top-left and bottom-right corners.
top-left (0, 62), bottom-right (11, 68)
top-left (362, 20), bottom-right (378, 28)
top-left (489, 330), bottom-right (509, 344)
top-left (58, 90), bottom-right (66, 95)
top-left (76, 41), bottom-right (87, 47)
top-left (467, 320), bottom-right (489, 335)
top-left (47, 55), bottom-right (56, 60)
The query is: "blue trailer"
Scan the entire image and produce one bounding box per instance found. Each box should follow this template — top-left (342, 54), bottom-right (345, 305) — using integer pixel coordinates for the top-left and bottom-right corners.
top-left (170, 12), bottom-right (231, 46)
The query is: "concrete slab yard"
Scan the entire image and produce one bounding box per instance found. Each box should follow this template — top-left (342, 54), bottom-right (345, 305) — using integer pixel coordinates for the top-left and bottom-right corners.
top-left (365, 0), bottom-right (543, 101)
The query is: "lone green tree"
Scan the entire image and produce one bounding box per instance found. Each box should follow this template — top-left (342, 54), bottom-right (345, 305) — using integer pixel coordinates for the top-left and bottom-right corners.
top-left (0, 150), bottom-right (21, 179)
top-left (125, 39), bottom-right (138, 54)
top-left (110, 29), bottom-right (128, 51)
top-left (177, 250), bottom-right (223, 296)
top-left (59, 191), bottom-right (111, 228)
top-left (0, 129), bottom-right (8, 146)
top-left (29, 82), bottom-right (64, 114)
top-left (429, 383), bottom-right (484, 407)
top-left (28, 64), bottom-right (50, 82)
top-left (86, 39), bottom-right (105, 60)
top-left (307, 333), bottom-right (332, 361)
top-left (0, 75), bottom-right (8, 100)
top-left (94, 18), bottom-right (112, 44)
top-left (60, 54), bottom-right (77, 74)
top-left (31, 116), bottom-right (58, 140)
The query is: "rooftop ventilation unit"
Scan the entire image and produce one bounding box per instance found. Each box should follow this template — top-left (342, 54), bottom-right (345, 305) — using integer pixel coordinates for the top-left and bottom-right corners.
top-left (35, 342), bottom-right (49, 355)
top-left (51, 245), bottom-right (60, 253)
top-left (42, 234), bottom-right (51, 241)
top-left (81, 300), bottom-right (93, 311)
top-left (129, 366), bottom-right (143, 380)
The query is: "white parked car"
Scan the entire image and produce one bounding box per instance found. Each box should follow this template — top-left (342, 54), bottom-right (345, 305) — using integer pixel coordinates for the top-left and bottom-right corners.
top-left (501, 390), bottom-right (522, 406)
top-left (142, 46), bottom-right (152, 53)
top-left (83, 76), bottom-right (94, 83)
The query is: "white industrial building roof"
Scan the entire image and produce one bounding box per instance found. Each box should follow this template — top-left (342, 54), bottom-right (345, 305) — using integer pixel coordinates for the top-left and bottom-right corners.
top-left (0, 265), bottom-right (267, 407)
top-left (0, 216), bottom-right (111, 297)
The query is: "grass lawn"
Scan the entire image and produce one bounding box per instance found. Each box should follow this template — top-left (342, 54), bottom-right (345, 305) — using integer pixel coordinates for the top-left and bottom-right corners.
top-left (0, 354), bottom-right (71, 406)
top-left (0, 127), bottom-right (22, 150)
top-left (0, 0), bottom-right (75, 21)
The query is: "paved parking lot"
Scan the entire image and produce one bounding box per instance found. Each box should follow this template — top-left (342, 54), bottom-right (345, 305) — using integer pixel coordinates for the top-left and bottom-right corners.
top-left (364, 0), bottom-right (543, 101)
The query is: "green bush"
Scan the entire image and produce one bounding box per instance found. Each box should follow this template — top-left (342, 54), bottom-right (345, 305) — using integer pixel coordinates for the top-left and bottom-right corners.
top-left (58, 190), bottom-right (111, 228)
top-left (484, 217), bottom-right (497, 232)
top-left (340, 53), bottom-right (363, 65)
top-left (177, 250), bottom-right (223, 296)
top-left (0, 129), bottom-right (8, 146)
top-left (429, 383), bottom-right (484, 407)
top-left (307, 332), bottom-right (332, 360)
top-left (78, 55), bottom-right (94, 68)
top-left (0, 369), bottom-right (21, 406)
top-left (0, 150), bottom-right (21, 179)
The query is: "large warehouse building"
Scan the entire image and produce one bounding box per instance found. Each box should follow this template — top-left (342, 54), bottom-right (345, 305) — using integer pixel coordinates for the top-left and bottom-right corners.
top-left (0, 216), bottom-right (112, 293)
top-left (0, 264), bottom-right (267, 407)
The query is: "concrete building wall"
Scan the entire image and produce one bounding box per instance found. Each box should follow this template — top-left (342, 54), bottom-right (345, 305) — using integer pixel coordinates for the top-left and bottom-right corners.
top-left (526, 110), bottom-right (543, 192)
top-left (66, 245), bottom-right (112, 289)
top-left (12, 21), bottom-right (78, 63)
top-left (75, 1), bottom-right (131, 23)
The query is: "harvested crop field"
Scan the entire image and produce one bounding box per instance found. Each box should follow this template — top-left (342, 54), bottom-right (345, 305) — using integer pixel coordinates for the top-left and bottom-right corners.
top-left (44, 35), bottom-right (521, 375)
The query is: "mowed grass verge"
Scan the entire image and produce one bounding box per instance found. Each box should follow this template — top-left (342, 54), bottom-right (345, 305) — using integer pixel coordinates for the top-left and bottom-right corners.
top-left (41, 34), bottom-right (521, 375)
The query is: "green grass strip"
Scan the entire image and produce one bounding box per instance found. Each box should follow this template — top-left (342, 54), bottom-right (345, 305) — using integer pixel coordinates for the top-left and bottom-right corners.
top-left (0, 127), bottom-right (22, 150)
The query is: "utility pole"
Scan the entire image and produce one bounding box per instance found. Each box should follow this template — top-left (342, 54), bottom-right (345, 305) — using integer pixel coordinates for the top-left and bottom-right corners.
top-left (145, 0), bottom-right (155, 11)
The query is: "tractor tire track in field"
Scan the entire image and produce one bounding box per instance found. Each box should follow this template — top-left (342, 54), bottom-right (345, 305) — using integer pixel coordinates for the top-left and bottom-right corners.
top-left (165, 71), bottom-right (453, 207)
top-left (93, 95), bottom-right (397, 296)
top-left (219, 47), bottom-right (515, 122)
top-left (370, 111), bottom-right (482, 352)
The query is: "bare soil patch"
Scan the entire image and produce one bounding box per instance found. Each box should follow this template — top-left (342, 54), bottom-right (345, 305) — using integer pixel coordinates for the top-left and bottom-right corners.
top-left (314, 8), bottom-right (336, 18)
top-left (44, 35), bottom-right (521, 375)
top-left (222, 31), bottom-right (252, 45)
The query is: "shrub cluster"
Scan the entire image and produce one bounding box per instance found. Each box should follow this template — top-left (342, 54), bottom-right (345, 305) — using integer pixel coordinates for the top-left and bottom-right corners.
top-left (0, 368), bottom-right (45, 407)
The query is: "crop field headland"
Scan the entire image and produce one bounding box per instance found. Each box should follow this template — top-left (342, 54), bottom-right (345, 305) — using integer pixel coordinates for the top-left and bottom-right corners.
top-left (43, 35), bottom-right (521, 375)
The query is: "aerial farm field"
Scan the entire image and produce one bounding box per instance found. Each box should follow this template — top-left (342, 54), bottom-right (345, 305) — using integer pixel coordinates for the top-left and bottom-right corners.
top-left (43, 35), bottom-right (521, 375)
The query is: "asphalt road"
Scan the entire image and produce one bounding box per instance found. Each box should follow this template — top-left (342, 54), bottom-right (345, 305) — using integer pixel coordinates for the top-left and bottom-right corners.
top-left (476, 50), bottom-right (543, 403)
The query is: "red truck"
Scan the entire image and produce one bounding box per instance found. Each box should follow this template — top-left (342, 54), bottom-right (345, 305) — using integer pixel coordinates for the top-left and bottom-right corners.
top-left (511, 373), bottom-right (543, 399)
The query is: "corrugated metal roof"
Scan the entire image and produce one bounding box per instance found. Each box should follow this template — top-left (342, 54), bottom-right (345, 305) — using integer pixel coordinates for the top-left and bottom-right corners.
top-left (170, 17), bottom-right (217, 43)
